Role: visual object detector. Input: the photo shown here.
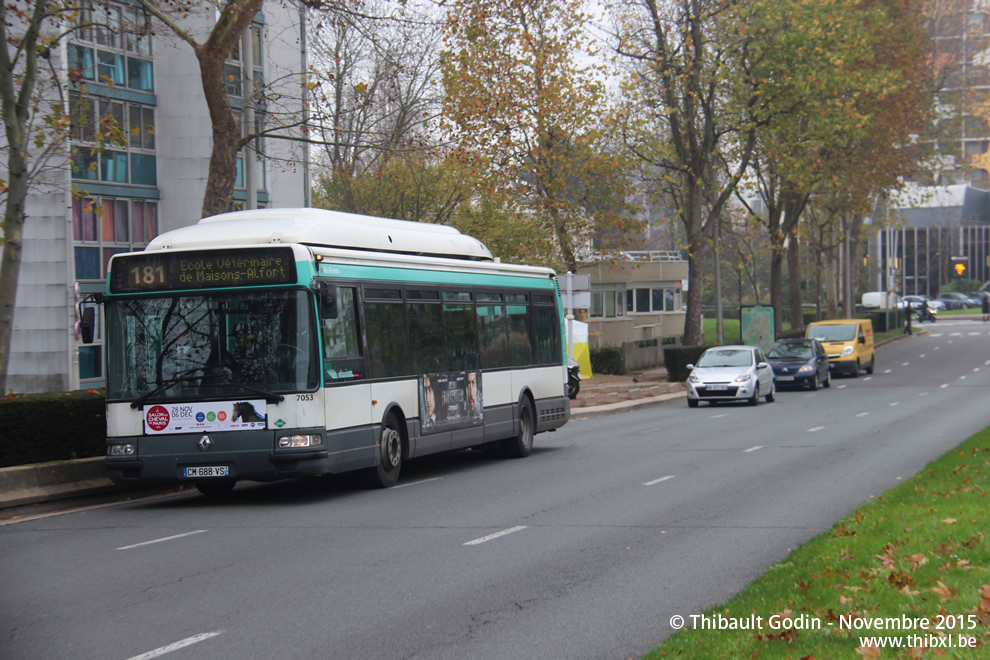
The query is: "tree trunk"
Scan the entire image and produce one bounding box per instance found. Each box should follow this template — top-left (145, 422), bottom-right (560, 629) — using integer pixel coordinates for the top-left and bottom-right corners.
top-left (787, 228), bottom-right (803, 332)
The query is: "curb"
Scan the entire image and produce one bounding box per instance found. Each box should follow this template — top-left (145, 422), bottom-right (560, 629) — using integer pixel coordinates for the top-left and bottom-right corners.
top-left (0, 457), bottom-right (122, 509)
top-left (570, 391), bottom-right (686, 419)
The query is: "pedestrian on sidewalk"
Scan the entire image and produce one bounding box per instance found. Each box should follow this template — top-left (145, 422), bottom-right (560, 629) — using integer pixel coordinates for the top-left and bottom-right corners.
top-left (982, 295), bottom-right (989, 322)
top-left (904, 303), bottom-right (912, 335)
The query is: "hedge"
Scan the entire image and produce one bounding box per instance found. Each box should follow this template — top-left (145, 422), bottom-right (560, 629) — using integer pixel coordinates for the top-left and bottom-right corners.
top-left (0, 390), bottom-right (106, 468)
top-left (663, 345), bottom-right (714, 382)
top-left (590, 345), bottom-right (625, 375)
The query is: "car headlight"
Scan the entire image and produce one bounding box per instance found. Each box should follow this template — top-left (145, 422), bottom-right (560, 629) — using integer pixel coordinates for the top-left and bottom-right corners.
top-left (688, 373), bottom-right (700, 383)
top-left (841, 346), bottom-right (854, 357)
top-left (798, 365), bottom-right (814, 373)
top-left (734, 373), bottom-right (753, 383)
top-left (278, 434), bottom-right (323, 448)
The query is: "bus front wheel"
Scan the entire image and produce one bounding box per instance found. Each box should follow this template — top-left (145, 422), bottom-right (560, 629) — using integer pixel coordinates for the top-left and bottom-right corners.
top-left (367, 414), bottom-right (403, 488)
top-left (503, 399), bottom-right (534, 458)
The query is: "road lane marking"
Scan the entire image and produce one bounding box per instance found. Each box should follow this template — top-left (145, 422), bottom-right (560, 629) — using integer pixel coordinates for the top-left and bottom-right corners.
top-left (117, 530), bottom-right (207, 551)
top-left (837, 385), bottom-right (847, 389)
top-left (919, 392), bottom-right (928, 396)
top-left (884, 369), bottom-right (893, 374)
top-left (127, 631), bottom-right (224, 660)
top-left (890, 402), bottom-right (900, 407)
top-left (640, 427), bottom-right (662, 434)
top-left (941, 384), bottom-right (950, 388)
top-left (394, 477), bottom-right (442, 489)
top-left (710, 413), bottom-right (728, 419)
top-left (969, 332), bottom-right (981, 336)
top-left (920, 354), bottom-right (926, 358)
top-left (901, 362), bottom-right (910, 367)
top-left (864, 376), bottom-right (873, 381)
top-left (807, 426), bottom-right (825, 432)
top-left (464, 526), bottom-right (528, 546)
top-left (974, 368), bottom-right (981, 373)
top-left (643, 475), bottom-right (676, 486)
top-left (856, 412), bottom-right (869, 417)
top-left (743, 445), bottom-right (763, 452)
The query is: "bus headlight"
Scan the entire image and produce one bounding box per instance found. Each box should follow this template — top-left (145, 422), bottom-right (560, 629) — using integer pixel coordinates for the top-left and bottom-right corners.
top-left (108, 443), bottom-right (135, 456)
top-left (278, 434), bottom-right (323, 448)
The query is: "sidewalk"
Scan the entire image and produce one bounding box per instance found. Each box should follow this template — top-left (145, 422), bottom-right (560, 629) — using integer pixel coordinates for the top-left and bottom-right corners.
top-left (569, 367), bottom-right (686, 419)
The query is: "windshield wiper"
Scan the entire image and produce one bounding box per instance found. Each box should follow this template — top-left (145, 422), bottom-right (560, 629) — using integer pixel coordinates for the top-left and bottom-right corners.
top-left (228, 383), bottom-right (284, 404)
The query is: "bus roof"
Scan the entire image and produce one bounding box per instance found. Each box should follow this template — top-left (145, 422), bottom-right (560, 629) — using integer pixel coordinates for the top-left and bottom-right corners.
top-left (147, 208), bottom-right (495, 261)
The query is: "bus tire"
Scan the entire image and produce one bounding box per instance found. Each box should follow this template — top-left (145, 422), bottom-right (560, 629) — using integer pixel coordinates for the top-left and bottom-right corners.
top-left (195, 479), bottom-right (235, 496)
top-left (367, 413), bottom-right (403, 488)
top-left (503, 398), bottom-right (534, 458)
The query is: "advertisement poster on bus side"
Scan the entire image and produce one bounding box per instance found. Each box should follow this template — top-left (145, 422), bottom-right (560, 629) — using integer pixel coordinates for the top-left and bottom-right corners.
top-left (420, 371), bottom-right (482, 433)
top-left (143, 399), bottom-right (268, 435)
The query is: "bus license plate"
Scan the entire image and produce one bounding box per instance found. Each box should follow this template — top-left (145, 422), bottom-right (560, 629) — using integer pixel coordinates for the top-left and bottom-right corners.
top-left (183, 466), bottom-right (229, 478)
top-left (706, 384), bottom-right (727, 391)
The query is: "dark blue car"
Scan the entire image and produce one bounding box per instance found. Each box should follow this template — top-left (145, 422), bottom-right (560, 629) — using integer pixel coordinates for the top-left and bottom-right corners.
top-left (766, 338), bottom-right (831, 391)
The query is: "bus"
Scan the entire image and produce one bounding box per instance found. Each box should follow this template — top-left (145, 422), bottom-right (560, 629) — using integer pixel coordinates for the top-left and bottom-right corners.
top-left (86, 208), bottom-right (570, 495)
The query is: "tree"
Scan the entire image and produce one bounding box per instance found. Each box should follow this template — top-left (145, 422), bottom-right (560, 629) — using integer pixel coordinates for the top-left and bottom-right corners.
top-left (1, 0), bottom-right (85, 393)
top-left (443, 0), bottom-right (634, 273)
top-left (614, 0), bottom-right (762, 345)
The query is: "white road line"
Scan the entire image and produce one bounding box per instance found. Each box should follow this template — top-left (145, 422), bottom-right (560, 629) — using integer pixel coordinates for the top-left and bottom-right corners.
top-left (394, 477), bottom-right (441, 489)
top-left (642, 475), bottom-right (676, 486)
top-left (920, 354), bottom-right (926, 358)
top-left (884, 369), bottom-right (893, 374)
top-left (127, 631), bottom-right (224, 660)
top-left (743, 445), bottom-right (764, 452)
top-left (117, 530), bottom-right (207, 551)
top-left (837, 385), bottom-right (847, 389)
top-left (856, 412), bottom-right (869, 417)
top-left (941, 384), bottom-right (950, 389)
top-left (974, 368), bottom-right (981, 373)
top-left (864, 376), bottom-right (873, 381)
top-left (969, 332), bottom-right (981, 336)
top-left (807, 426), bottom-right (825, 432)
top-left (901, 362), bottom-right (910, 367)
top-left (710, 413), bottom-right (728, 419)
top-left (985, 360), bottom-right (990, 365)
top-left (464, 526), bottom-right (528, 546)
top-left (960, 375), bottom-right (967, 380)
top-left (890, 402), bottom-right (900, 407)
top-left (919, 392), bottom-right (928, 396)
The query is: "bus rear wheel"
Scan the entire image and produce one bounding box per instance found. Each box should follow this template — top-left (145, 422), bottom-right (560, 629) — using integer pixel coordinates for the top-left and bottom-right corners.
top-left (502, 399), bottom-right (534, 458)
top-left (195, 479), bottom-right (235, 497)
top-left (367, 414), bottom-right (403, 488)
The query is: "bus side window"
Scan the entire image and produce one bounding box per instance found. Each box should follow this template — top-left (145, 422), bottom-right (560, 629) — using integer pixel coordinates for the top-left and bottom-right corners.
top-left (321, 286), bottom-right (364, 380)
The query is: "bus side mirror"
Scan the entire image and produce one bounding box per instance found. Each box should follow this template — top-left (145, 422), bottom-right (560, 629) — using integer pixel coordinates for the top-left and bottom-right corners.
top-left (317, 282), bottom-right (338, 320)
top-left (80, 306), bottom-right (96, 344)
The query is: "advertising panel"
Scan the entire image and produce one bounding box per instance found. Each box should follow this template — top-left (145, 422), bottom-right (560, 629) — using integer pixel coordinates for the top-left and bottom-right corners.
top-left (420, 371), bottom-right (483, 433)
top-left (143, 399), bottom-right (268, 435)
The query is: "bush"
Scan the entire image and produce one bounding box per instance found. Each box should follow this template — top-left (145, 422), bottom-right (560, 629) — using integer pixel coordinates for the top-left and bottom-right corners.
top-left (664, 345), bottom-right (714, 382)
top-left (590, 345), bottom-right (625, 375)
top-left (0, 390), bottom-right (106, 468)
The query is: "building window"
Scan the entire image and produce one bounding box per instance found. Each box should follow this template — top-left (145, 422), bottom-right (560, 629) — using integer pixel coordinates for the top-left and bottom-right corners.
top-left (590, 289), bottom-right (626, 319)
top-left (70, 93), bottom-right (156, 187)
top-left (72, 197), bottom-right (158, 280)
top-left (72, 2), bottom-right (153, 89)
top-left (626, 287), bottom-right (680, 313)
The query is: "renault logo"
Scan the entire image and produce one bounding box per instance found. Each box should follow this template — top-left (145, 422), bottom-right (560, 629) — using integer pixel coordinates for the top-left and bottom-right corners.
top-left (198, 435), bottom-right (212, 451)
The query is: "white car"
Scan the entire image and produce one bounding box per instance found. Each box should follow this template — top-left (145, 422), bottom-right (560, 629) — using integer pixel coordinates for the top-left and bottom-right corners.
top-left (903, 294), bottom-right (945, 312)
top-left (686, 345), bottom-right (776, 408)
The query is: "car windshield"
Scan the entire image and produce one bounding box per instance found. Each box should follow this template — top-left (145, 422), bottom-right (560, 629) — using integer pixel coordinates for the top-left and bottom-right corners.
top-left (105, 289), bottom-right (319, 402)
top-left (808, 324), bottom-right (856, 342)
top-left (767, 342), bottom-right (813, 359)
top-left (696, 349), bottom-right (754, 368)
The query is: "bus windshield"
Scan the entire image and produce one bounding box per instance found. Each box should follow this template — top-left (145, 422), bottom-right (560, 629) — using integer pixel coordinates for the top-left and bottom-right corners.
top-left (105, 290), bottom-right (319, 402)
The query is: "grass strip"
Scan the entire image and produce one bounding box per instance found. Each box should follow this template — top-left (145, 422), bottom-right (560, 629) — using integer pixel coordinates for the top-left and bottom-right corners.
top-left (645, 428), bottom-right (990, 659)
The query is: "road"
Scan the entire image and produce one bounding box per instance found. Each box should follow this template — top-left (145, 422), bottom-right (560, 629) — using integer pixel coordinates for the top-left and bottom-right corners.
top-left (2, 319), bottom-right (990, 660)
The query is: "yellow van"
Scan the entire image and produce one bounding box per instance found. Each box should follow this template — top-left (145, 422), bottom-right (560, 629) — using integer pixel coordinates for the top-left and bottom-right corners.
top-left (805, 319), bottom-right (875, 377)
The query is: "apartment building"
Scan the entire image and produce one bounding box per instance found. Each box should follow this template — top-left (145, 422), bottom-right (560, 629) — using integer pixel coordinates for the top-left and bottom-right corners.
top-left (2, 1), bottom-right (309, 393)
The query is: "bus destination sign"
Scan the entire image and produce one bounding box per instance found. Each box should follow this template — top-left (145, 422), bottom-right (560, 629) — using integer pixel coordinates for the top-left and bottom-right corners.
top-left (109, 247), bottom-right (297, 293)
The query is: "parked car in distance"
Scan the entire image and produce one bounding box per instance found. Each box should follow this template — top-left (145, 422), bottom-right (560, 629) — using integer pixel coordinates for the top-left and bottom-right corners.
top-left (903, 294), bottom-right (945, 311)
top-left (938, 292), bottom-right (980, 309)
top-left (685, 345), bottom-right (775, 408)
top-left (766, 338), bottom-right (831, 390)
top-left (861, 291), bottom-right (906, 309)
top-left (966, 291), bottom-right (990, 306)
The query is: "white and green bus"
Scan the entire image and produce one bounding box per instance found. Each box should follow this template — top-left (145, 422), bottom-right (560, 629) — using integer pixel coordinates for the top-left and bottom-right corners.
top-left (90, 208), bottom-right (570, 494)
